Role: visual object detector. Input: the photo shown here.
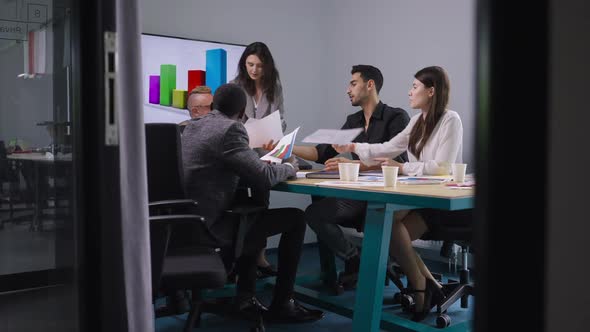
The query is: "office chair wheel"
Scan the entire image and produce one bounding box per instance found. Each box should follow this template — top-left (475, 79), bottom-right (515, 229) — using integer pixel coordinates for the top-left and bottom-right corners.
top-left (436, 314), bottom-right (451, 328)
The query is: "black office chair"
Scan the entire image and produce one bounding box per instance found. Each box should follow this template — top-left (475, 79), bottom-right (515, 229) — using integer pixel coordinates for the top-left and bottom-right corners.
top-left (146, 123), bottom-right (227, 331)
top-left (421, 226), bottom-right (474, 328)
top-left (390, 218), bottom-right (475, 328)
top-left (146, 123), bottom-right (265, 332)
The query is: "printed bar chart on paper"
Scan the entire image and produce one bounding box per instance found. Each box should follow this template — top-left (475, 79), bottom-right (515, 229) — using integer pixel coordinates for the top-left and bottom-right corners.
top-left (261, 127), bottom-right (300, 164)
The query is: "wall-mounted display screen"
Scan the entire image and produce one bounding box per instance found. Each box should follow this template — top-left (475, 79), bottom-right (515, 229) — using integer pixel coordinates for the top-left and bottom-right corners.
top-left (141, 33), bottom-right (246, 123)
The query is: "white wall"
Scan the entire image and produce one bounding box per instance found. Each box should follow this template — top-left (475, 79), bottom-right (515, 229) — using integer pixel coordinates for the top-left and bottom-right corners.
top-left (140, 0), bottom-right (476, 245)
top-left (140, 0), bottom-right (326, 244)
top-left (0, 0), bottom-right (55, 148)
top-left (319, 0), bottom-right (475, 170)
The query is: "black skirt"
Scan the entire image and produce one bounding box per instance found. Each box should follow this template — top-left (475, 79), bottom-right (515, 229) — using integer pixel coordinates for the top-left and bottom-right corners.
top-left (415, 208), bottom-right (473, 238)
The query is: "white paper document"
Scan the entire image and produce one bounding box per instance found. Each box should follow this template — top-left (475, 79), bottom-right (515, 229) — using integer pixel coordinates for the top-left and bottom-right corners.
top-left (260, 127), bottom-right (300, 164)
top-left (317, 180), bottom-right (385, 187)
top-left (244, 111), bottom-right (284, 148)
top-left (301, 128), bottom-right (363, 145)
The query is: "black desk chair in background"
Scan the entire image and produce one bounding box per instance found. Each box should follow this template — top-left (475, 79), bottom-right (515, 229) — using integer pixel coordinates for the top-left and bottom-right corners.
top-left (0, 141), bottom-right (35, 229)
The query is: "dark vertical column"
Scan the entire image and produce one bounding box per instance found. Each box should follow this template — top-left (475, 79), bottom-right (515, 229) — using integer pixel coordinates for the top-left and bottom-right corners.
top-left (76, 0), bottom-right (127, 331)
top-left (474, 1), bottom-right (548, 332)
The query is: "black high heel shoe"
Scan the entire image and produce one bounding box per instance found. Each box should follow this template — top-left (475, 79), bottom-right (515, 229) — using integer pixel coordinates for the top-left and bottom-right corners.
top-left (410, 279), bottom-right (438, 322)
top-left (427, 278), bottom-right (446, 310)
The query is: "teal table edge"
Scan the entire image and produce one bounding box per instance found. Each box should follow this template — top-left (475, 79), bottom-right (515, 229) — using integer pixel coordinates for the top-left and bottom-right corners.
top-left (273, 182), bottom-right (474, 210)
top-left (272, 181), bottom-right (474, 332)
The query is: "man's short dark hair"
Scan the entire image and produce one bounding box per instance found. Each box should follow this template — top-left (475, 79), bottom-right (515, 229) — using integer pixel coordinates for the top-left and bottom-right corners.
top-left (351, 65), bottom-right (384, 94)
top-left (212, 83), bottom-right (246, 117)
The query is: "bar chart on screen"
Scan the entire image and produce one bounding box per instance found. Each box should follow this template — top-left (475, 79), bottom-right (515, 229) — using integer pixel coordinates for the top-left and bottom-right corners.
top-left (141, 34), bottom-right (246, 123)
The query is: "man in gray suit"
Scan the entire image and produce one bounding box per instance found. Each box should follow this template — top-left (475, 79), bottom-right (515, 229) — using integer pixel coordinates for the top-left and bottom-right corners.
top-left (182, 83), bottom-right (323, 324)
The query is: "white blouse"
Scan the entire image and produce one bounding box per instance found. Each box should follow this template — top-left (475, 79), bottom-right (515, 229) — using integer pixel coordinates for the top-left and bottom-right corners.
top-left (355, 110), bottom-right (463, 176)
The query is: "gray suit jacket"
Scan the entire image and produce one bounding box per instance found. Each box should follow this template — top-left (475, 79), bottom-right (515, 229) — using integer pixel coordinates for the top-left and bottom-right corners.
top-left (181, 110), bottom-right (295, 245)
top-left (231, 79), bottom-right (287, 132)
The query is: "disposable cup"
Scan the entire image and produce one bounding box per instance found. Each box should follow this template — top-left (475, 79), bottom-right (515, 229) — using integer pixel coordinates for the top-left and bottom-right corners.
top-left (382, 165), bottom-right (399, 187)
top-left (452, 163), bottom-right (467, 183)
top-left (347, 163), bottom-right (360, 182)
top-left (338, 163), bottom-right (349, 181)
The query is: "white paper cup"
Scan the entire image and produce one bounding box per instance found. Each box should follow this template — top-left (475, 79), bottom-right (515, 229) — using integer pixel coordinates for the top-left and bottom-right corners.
top-left (347, 163), bottom-right (360, 182)
top-left (382, 165), bottom-right (399, 187)
top-left (452, 163), bottom-right (467, 183)
top-left (338, 163), bottom-right (349, 181)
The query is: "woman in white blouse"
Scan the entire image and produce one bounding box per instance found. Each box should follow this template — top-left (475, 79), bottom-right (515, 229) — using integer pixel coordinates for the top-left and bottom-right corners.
top-left (334, 66), bottom-right (471, 322)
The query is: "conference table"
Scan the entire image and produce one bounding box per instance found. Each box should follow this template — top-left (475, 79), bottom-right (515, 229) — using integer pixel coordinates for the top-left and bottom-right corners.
top-left (272, 174), bottom-right (474, 332)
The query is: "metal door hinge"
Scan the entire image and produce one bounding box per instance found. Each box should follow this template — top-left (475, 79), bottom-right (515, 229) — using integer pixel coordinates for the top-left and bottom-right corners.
top-left (104, 31), bottom-right (118, 146)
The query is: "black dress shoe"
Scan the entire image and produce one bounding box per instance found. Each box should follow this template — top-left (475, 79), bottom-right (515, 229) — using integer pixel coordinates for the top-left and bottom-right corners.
top-left (231, 296), bottom-right (269, 321)
top-left (338, 254), bottom-right (360, 290)
top-left (264, 298), bottom-right (324, 323)
top-left (165, 290), bottom-right (190, 315)
top-left (338, 270), bottom-right (358, 290)
top-left (257, 264), bottom-right (278, 278)
top-left (322, 280), bottom-right (344, 296)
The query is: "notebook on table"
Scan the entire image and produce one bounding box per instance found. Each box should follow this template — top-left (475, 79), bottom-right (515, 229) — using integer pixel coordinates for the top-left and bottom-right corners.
top-left (305, 169), bottom-right (382, 179)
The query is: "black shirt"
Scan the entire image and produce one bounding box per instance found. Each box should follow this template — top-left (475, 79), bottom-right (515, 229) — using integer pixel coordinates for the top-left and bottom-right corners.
top-left (315, 101), bottom-right (410, 164)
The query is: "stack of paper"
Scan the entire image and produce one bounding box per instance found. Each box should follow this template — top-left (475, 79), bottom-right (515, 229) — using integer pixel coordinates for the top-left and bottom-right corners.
top-left (244, 111), bottom-right (283, 148)
top-left (301, 128), bottom-right (363, 145)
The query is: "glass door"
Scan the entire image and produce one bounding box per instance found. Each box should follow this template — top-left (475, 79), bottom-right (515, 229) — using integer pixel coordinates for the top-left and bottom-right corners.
top-left (1, 0), bottom-right (158, 330)
top-left (0, 0), bottom-right (78, 330)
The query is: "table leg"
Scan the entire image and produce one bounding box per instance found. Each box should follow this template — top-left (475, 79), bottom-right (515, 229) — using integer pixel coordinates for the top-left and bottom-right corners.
top-left (31, 162), bottom-right (40, 231)
top-left (351, 202), bottom-right (392, 331)
top-left (352, 202), bottom-right (416, 332)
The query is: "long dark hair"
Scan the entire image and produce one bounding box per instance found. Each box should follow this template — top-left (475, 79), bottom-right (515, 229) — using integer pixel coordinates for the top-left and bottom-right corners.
top-left (235, 42), bottom-right (280, 103)
top-left (408, 66), bottom-right (450, 158)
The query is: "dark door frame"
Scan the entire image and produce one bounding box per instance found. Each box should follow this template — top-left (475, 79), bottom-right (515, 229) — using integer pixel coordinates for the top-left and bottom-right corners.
top-left (474, 1), bottom-right (548, 331)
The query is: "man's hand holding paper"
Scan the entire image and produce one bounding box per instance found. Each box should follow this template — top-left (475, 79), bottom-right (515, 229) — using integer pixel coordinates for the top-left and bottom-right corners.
top-left (301, 128), bottom-right (363, 145)
top-left (260, 127), bottom-right (300, 164)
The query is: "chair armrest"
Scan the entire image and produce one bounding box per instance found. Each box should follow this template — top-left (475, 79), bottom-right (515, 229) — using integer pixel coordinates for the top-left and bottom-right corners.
top-left (149, 214), bottom-right (205, 225)
top-left (148, 199), bottom-right (197, 209)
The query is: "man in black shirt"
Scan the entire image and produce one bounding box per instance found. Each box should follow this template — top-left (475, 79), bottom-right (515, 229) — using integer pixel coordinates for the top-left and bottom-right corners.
top-left (284, 65), bottom-right (410, 290)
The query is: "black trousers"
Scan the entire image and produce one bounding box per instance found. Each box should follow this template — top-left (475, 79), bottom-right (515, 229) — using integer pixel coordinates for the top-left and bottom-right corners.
top-left (235, 207), bottom-right (306, 304)
top-left (305, 197), bottom-right (367, 260)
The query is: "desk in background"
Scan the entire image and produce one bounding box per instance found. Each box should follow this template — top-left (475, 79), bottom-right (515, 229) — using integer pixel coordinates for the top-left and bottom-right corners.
top-left (272, 177), bottom-right (474, 332)
top-left (6, 153), bottom-right (72, 231)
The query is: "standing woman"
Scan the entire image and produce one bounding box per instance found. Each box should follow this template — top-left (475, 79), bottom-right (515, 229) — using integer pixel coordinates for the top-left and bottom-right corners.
top-left (232, 41), bottom-right (287, 277)
top-left (334, 66), bottom-right (472, 322)
top-left (233, 41), bottom-right (287, 132)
